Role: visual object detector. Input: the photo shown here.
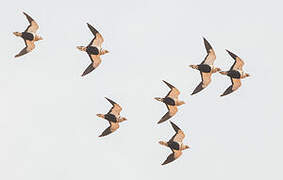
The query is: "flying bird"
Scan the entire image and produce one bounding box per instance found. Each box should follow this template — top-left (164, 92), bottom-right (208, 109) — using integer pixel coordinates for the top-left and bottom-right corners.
top-left (96, 97), bottom-right (127, 137)
top-left (155, 80), bottom-right (185, 124)
top-left (219, 50), bottom-right (250, 96)
top-left (189, 37), bottom-right (221, 95)
top-left (159, 121), bottom-right (190, 165)
top-left (77, 23), bottom-right (109, 76)
top-left (13, 12), bottom-right (43, 58)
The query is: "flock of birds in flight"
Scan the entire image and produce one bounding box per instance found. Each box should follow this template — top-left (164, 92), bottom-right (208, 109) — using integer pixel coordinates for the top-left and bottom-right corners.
top-left (13, 12), bottom-right (250, 165)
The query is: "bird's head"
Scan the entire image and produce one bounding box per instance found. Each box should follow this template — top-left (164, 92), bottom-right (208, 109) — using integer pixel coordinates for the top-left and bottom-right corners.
top-left (101, 49), bottom-right (109, 55)
top-left (35, 35), bottom-right (43, 41)
top-left (177, 101), bottom-right (185, 106)
top-left (245, 73), bottom-right (251, 77)
top-left (119, 117), bottom-right (127, 122)
top-left (183, 145), bottom-right (190, 150)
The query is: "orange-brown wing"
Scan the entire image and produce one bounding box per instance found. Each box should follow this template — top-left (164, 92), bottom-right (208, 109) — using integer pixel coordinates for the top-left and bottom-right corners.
top-left (23, 12), bottom-right (39, 33)
top-left (220, 78), bottom-right (242, 97)
top-left (161, 150), bottom-right (182, 165)
top-left (202, 37), bottom-right (216, 65)
top-left (15, 40), bottom-right (35, 58)
top-left (157, 105), bottom-right (178, 124)
top-left (99, 122), bottom-right (119, 137)
top-left (170, 121), bottom-right (185, 143)
top-left (105, 97), bottom-right (122, 117)
top-left (191, 72), bottom-right (212, 95)
top-left (163, 80), bottom-right (180, 99)
top-left (81, 55), bottom-right (101, 76)
top-left (87, 23), bottom-right (104, 48)
top-left (226, 50), bottom-right (245, 71)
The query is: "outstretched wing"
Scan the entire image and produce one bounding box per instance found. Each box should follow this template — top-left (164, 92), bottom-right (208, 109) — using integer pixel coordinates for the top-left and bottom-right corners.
top-left (220, 78), bottom-right (242, 97)
top-left (169, 121), bottom-right (185, 143)
top-left (163, 80), bottom-right (180, 99)
top-left (201, 37), bottom-right (216, 65)
top-left (23, 12), bottom-right (39, 33)
top-left (157, 105), bottom-right (178, 124)
top-left (226, 50), bottom-right (245, 71)
top-left (161, 151), bottom-right (182, 165)
top-left (191, 72), bottom-right (212, 95)
top-left (87, 23), bottom-right (104, 48)
top-left (105, 97), bottom-right (122, 117)
top-left (15, 40), bottom-right (35, 58)
top-left (81, 55), bottom-right (101, 76)
top-left (99, 122), bottom-right (119, 137)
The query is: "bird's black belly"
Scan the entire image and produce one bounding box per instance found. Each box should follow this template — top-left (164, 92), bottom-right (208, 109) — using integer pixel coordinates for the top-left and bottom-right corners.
top-left (227, 70), bottom-right (241, 79)
top-left (168, 141), bottom-right (180, 150)
top-left (104, 114), bottom-right (117, 122)
top-left (86, 46), bottom-right (99, 55)
top-left (21, 32), bottom-right (34, 41)
top-left (198, 64), bottom-right (211, 73)
top-left (163, 97), bottom-right (175, 106)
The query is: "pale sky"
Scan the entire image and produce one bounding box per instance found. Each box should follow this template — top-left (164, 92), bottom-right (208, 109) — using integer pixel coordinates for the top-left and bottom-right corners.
top-left (0, 0), bottom-right (282, 179)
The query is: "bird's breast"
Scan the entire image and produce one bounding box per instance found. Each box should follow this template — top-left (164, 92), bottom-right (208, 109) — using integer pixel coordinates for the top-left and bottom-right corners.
top-left (163, 97), bottom-right (175, 106)
top-left (168, 141), bottom-right (180, 150)
top-left (86, 46), bottom-right (99, 55)
top-left (21, 32), bottom-right (34, 41)
top-left (104, 114), bottom-right (117, 122)
top-left (227, 70), bottom-right (241, 79)
top-left (198, 64), bottom-right (212, 73)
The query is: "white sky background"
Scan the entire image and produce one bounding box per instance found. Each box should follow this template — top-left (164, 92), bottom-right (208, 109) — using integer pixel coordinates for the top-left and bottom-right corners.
top-left (0, 0), bottom-right (282, 179)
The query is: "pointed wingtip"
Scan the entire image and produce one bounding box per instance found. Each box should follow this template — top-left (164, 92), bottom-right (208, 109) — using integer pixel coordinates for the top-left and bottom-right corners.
top-left (203, 37), bottom-right (213, 52)
top-left (105, 97), bottom-right (116, 105)
top-left (170, 121), bottom-right (180, 132)
top-left (162, 80), bottom-right (174, 89)
top-left (226, 49), bottom-right (237, 59)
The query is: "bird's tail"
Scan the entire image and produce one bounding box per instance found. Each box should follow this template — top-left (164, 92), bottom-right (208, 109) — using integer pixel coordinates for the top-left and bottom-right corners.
top-left (13, 32), bottom-right (21, 37)
top-left (219, 71), bottom-right (228, 75)
top-left (154, 97), bottom-right (163, 102)
top-left (159, 141), bottom-right (168, 147)
top-left (189, 65), bottom-right (198, 70)
top-left (96, 114), bottom-right (105, 118)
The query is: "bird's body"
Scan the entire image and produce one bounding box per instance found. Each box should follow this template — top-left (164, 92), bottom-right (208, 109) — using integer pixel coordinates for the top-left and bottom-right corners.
top-left (96, 97), bottom-right (127, 137)
top-left (155, 80), bottom-right (185, 124)
top-left (21, 32), bottom-right (35, 41)
top-left (219, 50), bottom-right (250, 96)
top-left (86, 46), bottom-right (100, 55)
top-left (190, 38), bottom-right (221, 95)
top-left (13, 12), bottom-right (42, 58)
top-left (167, 141), bottom-right (181, 150)
top-left (77, 23), bottom-right (109, 76)
top-left (196, 64), bottom-right (212, 73)
top-left (161, 97), bottom-right (176, 106)
top-left (226, 70), bottom-right (242, 79)
top-left (104, 113), bottom-right (117, 123)
top-left (159, 121), bottom-right (189, 165)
